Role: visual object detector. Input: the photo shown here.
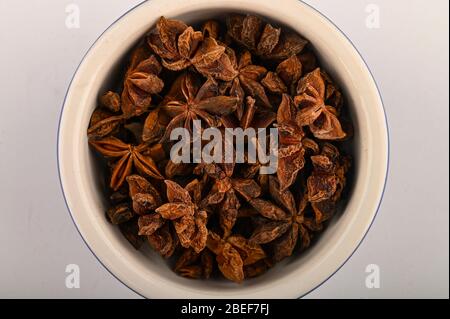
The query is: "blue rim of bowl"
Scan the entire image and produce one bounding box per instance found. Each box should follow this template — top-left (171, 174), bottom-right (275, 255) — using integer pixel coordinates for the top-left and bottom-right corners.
top-left (57, 0), bottom-right (390, 299)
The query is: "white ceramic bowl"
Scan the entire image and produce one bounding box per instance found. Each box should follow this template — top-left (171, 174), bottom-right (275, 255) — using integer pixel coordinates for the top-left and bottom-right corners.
top-left (58, 0), bottom-right (388, 298)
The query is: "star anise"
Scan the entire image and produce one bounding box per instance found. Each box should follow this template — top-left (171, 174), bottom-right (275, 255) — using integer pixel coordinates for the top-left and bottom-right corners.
top-left (261, 54), bottom-right (303, 96)
top-left (146, 223), bottom-right (179, 258)
top-left (147, 17), bottom-right (202, 70)
top-left (307, 143), bottom-right (350, 205)
top-left (220, 95), bottom-right (276, 135)
top-left (89, 136), bottom-right (164, 190)
top-left (106, 203), bottom-right (134, 225)
top-left (207, 231), bottom-right (266, 283)
top-left (201, 20), bottom-right (221, 39)
top-left (159, 72), bottom-right (239, 141)
top-left (87, 108), bottom-right (123, 139)
top-left (126, 175), bottom-right (163, 215)
top-left (121, 45), bottom-right (164, 118)
top-left (149, 180), bottom-right (208, 253)
top-left (226, 14), bottom-right (308, 61)
top-left (276, 94), bottom-right (319, 191)
top-left (141, 108), bottom-right (167, 144)
top-left (249, 176), bottom-right (322, 262)
top-left (221, 50), bottom-right (272, 116)
top-left (200, 162), bottom-right (261, 237)
top-left (100, 91), bottom-right (121, 113)
top-left (174, 248), bottom-right (214, 279)
top-left (148, 17), bottom-right (237, 81)
top-left (295, 68), bottom-right (346, 140)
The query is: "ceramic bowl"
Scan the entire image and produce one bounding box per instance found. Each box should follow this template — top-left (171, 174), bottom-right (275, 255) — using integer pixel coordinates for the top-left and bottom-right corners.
top-left (58, 0), bottom-right (388, 298)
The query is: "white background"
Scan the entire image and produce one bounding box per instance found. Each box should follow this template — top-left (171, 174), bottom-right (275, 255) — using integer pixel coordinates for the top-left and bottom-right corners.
top-left (0, 0), bottom-right (448, 298)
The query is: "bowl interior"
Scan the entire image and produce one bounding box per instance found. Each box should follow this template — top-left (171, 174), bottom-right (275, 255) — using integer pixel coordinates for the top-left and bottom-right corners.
top-left (59, 0), bottom-right (387, 298)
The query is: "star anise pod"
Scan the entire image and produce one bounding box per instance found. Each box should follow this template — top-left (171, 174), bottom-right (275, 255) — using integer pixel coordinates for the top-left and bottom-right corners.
top-left (147, 223), bottom-right (179, 258)
top-left (147, 17), bottom-right (202, 70)
top-left (262, 55), bottom-right (303, 96)
top-left (207, 231), bottom-right (266, 283)
top-left (221, 50), bottom-right (272, 115)
top-left (221, 96), bottom-right (276, 131)
top-left (100, 91), bottom-right (121, 113)
top-left (141, 108), bottom-right (168, 144)
top-left (201, 20), bottom-right (221, 39)
top-left (148, 17), bottom-right (237, 81)
top-left (159, 72), bottom-right (239, 141)
top-left (295, 68), bottom-right (346, 140)
top-left (121, 45), bottom-right (164, 118)
top-left (89, 136), bottom-right (164, 190)
top-left (150, 180), bottom-right (208, 253)
top-left (174, 248), bottom-right (214, 279)
top-left (249, 176), bottom-right (322, 262)
top-left (226, 14), bottom-right (308, 61)
top-left (276, 94), bottom-right (319, 191)
top-left (106, 203), bottom-right (134, 225)
top-left (87, 108), bottom-right (123, 139)
top-left (126, 175), bottom-right (163, 215)
top-left (307, 143), bottom-right (350, 205)
top-left (200, 162), bottom-right (261, 237)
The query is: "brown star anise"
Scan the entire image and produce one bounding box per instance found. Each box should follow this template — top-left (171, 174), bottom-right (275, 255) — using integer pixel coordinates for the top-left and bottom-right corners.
top-left (174, 248), bottom-right (214, 279)
top-left (200, 162), bottom-right (262, 237)
top-left (89, 136), bottom-right (164, 190)
top-left (307, 143), bottom-right (350, 207)
top-left (201, 20), bottom-right (221, 39)
top-left (207, 231), bottom-right (266, 283)
top-left (100, 91), bottom-right (121, 113)
top-left (249, 176), bottom-right (322, 262)
top-left (121, 45), bottom-right (164, 118)
top-left (221, 96), bottom-right (276, 132)
top-left (159, 72), bottom-right (239, 141)
top-left (221, 50), bottom-right (272, 116)
top-left (126, 175), bottom-right (163, 215)
top-left (150, 180), bottom-right (208, 253)
top-left (277, 94), bottom-right (319, 191)
top-left (226, 14), bottom-right (308, 61)
top-left (295, 68), bottom-right (346, 140)
top-left (87, 108), bottom-right (123, 139)
top-left (262, 54), bottom-right (303, 96)
top-left (148, 17), bottom-right (237, 81)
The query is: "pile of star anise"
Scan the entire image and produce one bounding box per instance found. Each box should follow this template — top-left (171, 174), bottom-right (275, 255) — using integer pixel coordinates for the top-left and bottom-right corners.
top-left (87, 14), bottom-right (352, 283)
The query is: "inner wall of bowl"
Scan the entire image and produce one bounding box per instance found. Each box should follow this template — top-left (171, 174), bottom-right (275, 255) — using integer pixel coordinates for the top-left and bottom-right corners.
top-left (62, 0), bottom-right (385, 298)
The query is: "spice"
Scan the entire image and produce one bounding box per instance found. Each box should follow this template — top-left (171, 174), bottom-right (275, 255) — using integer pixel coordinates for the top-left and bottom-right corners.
top-left (87, 14), bottom-right (352, 283)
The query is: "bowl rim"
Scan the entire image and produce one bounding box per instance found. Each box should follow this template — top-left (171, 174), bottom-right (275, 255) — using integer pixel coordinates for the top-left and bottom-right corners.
top-left (57, 0), bottom-right (389, 299)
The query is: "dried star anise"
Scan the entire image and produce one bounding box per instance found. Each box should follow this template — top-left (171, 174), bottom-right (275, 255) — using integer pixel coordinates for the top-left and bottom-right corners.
top-left (87, 109), bottom-right (123, 139)
top-left (207, 231), bottom-right (266, 283)
top-left (226, 14), bottom-right (308, 61)
top-left (174, 248), bottom-right (214, 279)
top-left (121, 45), bottom-right (164, 118)
top-left (89, 136), bottom-right (163, 190)
top-left (87, 13), bottom-right (353, 283)
top-left (221, 96), bottom-right (276, 131)
top-left (200, 162), bottom-right (261, 237)
top-left (295, 68), bottom-right (346, 140)
top-left (221, 50), bottom-right (272, 114)
top-left (148, 17), bottom-right (237, 81)
top-left (277, 94), bottom-right (318, 191)
top-left (249, 176), bottom-right (322, 262)
top-left (159, 72), bottom-right (239, 141)
top-left (262, 55), bottom-right (303, 95)
top-left (152, 180), bottom-right (208, 253)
